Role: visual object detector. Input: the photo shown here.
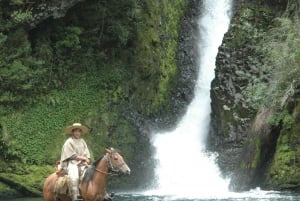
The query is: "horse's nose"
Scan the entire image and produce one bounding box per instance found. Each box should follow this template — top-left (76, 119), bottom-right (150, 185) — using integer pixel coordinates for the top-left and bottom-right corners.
top-left (125, 168), bottom-right (130, 175)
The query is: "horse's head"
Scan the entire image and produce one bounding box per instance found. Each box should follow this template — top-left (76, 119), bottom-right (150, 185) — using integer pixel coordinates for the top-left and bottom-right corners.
top-left (105, 147), bottom-right (130, 176)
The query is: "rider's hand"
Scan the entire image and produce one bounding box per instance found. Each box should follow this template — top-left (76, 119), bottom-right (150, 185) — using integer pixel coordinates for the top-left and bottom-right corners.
top-left (82, 158), bottom-right (90, 166)
top-left (76, 156), bottom-right (89, 163)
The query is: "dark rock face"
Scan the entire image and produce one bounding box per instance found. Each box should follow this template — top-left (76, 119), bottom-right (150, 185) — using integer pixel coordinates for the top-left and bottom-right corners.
top-left (28, 0), bottom-right (85, 28)
top-left (208, 10), bottom-right (255, 179)
top-left (176, 0), bottom-right (201, 107)
top-left (208, 0), bottom-right (267, 189)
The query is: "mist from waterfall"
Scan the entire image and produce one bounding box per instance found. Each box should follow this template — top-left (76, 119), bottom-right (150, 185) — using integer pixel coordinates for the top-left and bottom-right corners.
top-left (148, 0), bottom-right (233, 198)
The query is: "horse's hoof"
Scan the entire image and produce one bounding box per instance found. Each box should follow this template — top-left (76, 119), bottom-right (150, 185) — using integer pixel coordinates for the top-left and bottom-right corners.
top-left (104, 193), bottom-right (113, 201)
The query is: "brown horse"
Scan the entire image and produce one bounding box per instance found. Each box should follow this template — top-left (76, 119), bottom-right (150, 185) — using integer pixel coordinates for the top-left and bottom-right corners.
top-left (43, 147), bottom-right (130, 201)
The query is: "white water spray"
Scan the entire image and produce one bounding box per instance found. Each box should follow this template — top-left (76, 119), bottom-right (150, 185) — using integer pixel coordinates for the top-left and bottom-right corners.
top-left (149, 0), bottom-right (233, 198)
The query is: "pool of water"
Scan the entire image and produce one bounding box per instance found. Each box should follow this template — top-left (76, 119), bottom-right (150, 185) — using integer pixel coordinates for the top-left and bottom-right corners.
top-left (3, 191), bottom-right (300, 201)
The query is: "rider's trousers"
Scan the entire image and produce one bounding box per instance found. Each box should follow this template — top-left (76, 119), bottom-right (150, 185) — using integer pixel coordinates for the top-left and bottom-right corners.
top-left (67, 161), bottom-right (80, 201)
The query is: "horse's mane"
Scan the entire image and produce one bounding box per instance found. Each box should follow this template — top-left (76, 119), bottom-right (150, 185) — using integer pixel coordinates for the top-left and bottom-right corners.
top-left (82, 156), bottom-right (103, 183)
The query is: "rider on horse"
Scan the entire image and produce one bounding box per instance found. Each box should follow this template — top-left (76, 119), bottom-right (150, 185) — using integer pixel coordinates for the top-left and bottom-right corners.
top-left (60, 123), bottom-right (91, 201)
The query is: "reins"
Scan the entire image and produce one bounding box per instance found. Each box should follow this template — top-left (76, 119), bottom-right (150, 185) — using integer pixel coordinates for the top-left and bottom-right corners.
top-left (94, 168), bottom-right (114, 175)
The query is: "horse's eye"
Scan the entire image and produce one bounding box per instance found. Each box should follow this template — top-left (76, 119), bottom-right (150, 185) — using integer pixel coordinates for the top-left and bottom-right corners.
top-left (114, 157), bottom-right (118, 160)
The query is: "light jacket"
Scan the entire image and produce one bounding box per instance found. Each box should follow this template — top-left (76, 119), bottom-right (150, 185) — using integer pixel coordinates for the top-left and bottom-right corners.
top-left (60, 137), bottom-right (90, 169)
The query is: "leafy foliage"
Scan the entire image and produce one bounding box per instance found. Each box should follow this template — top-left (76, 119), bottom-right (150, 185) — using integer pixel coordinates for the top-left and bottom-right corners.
top-left (265, 122), bottom-right (300, 189)
top-left (0, 0), bottom-right (140, 164)
top-left (11, 9), bottom-right (32, 23)
top-left (230, 4), bottom-right (300, 112)
top-left (257, 17), bottom-right (300, 108)
top-left (0, 28), bottom-right (47, 107)
top-left (0, 69), bottom-right (132, 164)
top-left (0, 0), bottom-right (188, 193)
top-left (229, 5), bottom-right (274, 48)
top-left (284, 0), bottom-right (300, 17)
top-left (267, 110), bottom-right (295, 129)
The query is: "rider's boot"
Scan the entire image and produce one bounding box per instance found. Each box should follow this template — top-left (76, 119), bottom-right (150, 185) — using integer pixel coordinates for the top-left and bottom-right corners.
top-left (69, 178), bottom-right (82, 201)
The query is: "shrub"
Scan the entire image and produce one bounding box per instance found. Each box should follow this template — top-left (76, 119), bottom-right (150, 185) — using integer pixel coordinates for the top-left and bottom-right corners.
top-left (267, 110), bottom-right (295, 129)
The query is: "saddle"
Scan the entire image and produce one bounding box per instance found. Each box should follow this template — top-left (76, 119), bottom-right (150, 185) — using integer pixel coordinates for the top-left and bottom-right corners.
top-left (53, 165), bottom-right (114, 201)
top-left (53, 173), bottom-right (68, 194)
top-left (53, 169), bottom-right (114, 201)
top-left (53, 161), bottom-right (87, 195)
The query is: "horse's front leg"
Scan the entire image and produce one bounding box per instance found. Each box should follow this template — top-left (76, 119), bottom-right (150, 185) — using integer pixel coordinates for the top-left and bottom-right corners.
top-left (82, 190), bottom-right (103, 201)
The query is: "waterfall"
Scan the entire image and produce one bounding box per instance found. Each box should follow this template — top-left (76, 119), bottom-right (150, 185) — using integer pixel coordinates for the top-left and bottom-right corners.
top-left (149, 0), bottom-right (233, 198)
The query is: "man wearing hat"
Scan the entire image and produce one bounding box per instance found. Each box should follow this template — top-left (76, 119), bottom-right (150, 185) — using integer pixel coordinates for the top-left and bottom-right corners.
top-left (60, 123), bottom-right (91, 201)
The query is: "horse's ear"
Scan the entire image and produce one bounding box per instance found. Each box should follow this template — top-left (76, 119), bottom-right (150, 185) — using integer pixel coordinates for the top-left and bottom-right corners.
top-left (105, 147), bottom-right (111, 153)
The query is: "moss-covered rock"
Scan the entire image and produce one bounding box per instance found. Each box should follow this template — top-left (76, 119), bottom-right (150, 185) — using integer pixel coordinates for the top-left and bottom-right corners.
top-left (0, 162), bottom-right (54, 196)
top-left (265, 108), bottom-right (300, 190)
top-left (0, 182), bottom-right (22, 199)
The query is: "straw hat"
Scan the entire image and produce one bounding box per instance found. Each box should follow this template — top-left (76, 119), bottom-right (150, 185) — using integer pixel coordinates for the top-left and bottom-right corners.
top-left (65, 123), bottom-right (88, 134)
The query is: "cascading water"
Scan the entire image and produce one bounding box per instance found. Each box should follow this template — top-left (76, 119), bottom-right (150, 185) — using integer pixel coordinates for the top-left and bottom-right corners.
top-left (149, 0), bottom-right (233, 198)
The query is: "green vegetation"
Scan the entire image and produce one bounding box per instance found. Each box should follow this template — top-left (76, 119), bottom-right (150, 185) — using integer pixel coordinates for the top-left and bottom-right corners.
top-left (229, 5), bottom-right (274, 48)
top-left (229, 3), bottom-right (300, 112)
top-left (259, 17), bottom-right (300, 109)
top-left (0, 162), bottom-right (53, 196)
top-left (244, 16), bottom-right (300, 111)
top-left (242, 3), bottom-right (300, 189)
top-left (267, 110), bottom-right (295, 129)
top-left (240, 137), bottom-right (262, 169)
top-left (228, 4), bottom-right (275, 111)
top-left (0, 0), bottom-right (188, 195)
top-left (128, 0), bottom-right (187, 114)
top-left (265, 122), bottom-right (300, 189)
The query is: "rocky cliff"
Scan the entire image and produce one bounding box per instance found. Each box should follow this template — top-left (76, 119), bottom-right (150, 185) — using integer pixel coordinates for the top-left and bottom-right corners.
top-left (209, 0), bottom-right (300, 191)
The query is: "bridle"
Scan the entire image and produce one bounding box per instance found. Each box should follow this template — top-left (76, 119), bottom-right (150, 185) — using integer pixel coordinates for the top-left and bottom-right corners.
top-left (95, 152), bottom-right (126, 176)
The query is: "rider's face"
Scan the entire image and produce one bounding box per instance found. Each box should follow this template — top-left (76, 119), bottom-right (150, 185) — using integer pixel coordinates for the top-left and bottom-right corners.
top-left (72, 128), bottom-right (82, 139)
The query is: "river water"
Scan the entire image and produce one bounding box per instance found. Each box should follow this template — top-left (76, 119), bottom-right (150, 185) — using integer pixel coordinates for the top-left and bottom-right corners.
top-left (4, 191), bottom-right (300, 201)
